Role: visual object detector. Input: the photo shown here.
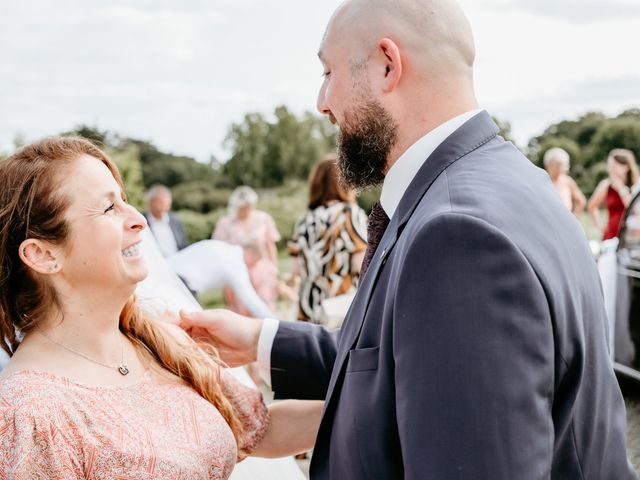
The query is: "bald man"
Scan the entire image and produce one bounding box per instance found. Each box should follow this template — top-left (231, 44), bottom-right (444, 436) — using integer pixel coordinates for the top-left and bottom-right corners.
top-left (182, 1), bottom-right (637, 478)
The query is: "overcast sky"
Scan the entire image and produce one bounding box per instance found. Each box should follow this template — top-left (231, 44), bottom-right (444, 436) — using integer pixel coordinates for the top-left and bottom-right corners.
top-left (1, 0), bottom-right (638, 161)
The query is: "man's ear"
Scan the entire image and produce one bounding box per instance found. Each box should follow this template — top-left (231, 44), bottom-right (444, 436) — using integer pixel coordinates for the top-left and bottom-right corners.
top-left (379, 38), bottom-right (403, 93)
top-left (19, 239), bottom-right (61, 274)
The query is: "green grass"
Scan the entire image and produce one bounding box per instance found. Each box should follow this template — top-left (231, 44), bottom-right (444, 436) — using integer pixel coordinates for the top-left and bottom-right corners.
top-left (581, 209), bottom-right (607, 241)
top-left (198, 289), bottom-right (225, 310)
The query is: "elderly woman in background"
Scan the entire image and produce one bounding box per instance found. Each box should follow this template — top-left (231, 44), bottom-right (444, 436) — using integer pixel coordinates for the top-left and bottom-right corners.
top-left (543, 147), bottom-right (586, 218)
top-left (213, 186), bottom-right (280, 314)
top-left (588, 148), bottom-right (640, 240)
top-left (289, 155), bottom-right (367, 325)
top-left (0, 137), bottom-right (321, 479)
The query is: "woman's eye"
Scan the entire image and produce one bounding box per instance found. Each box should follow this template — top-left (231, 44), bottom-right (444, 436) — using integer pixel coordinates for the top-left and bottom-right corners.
top-left (322, 71), bottom-right (331, 78)
top-left (104, 203), bottom-right (115, 214)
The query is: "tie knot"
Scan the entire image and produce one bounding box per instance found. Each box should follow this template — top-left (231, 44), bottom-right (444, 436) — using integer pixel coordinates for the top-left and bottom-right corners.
top-left (367, 202), bottom-right (390, 246)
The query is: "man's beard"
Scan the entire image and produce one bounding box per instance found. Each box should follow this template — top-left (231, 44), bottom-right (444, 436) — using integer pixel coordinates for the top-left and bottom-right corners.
top-left (336, 97), bottom-right (398, 190)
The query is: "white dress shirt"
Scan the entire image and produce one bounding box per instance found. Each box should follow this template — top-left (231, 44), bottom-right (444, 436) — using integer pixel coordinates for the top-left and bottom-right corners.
top-left (147, 213), bottom-right (179, 257)
top-left (257, 108), bottom-right (483, 385)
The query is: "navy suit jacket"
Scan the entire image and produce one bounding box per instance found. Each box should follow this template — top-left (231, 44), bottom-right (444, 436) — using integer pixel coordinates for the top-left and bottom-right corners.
top-left (271, 112), bottom-right (637, 479)
top-left (143, 211), bottom-right (188, 252)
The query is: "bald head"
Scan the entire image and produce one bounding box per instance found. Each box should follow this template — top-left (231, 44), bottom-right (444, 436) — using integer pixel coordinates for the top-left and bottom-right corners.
top-left (317, 0), bottom-right (479, 173)
top-left (325, 0), bottom-right (475, 80)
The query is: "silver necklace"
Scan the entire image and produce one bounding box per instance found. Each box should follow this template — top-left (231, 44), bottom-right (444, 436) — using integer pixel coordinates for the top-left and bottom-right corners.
top-left (38, 329), bottom-right (130, 376)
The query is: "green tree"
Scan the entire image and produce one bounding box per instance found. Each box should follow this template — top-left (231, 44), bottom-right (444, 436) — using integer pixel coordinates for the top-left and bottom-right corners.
top-left (107, 144), bottom-right (146, 211)
top-left (121, 139), bottom-right (221, 189)
top-left (62, 125), bottom-right (113, 148)
top-left (527, 112), bottom-right (607, 167)
top-left (492, 116), bottom-right (514, 144)
top-left (171, 182), bottom-right (233, 213)
top-left (526, 110), bottom-right (640, 195)
top-left (223, 105), bottom-right (337, 187)
top-left (584, 117), bottom-right (640, 169)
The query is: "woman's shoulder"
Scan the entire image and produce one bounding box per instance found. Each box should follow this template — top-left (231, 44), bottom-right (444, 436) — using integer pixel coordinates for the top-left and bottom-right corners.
top-left (597, 178), bottom-right (612, 190)
top-left (254, 209), bottom-right (275, 222)
top-left (215, 215), bottom-right (232, 227)
top-left (0, 371), bottom-right (67, 415)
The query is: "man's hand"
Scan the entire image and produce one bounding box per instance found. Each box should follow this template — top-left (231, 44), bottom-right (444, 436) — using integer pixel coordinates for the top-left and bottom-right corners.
top-left (179, 309), bottom-right (263, 367)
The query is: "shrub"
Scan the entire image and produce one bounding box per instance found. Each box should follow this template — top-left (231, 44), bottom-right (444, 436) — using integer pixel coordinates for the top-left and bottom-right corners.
top-left (176, 208), bottom-right (226, 244)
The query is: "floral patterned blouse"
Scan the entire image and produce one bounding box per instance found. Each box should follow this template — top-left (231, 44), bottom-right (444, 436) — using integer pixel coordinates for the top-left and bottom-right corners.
top-left (289, 201), bottom-right (367, 324)
top-left (0, 369), bottom-right (269, 479)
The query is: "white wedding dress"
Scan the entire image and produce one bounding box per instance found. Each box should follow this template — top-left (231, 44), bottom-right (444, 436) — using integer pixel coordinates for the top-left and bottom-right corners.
top-left (136, 229), bottom-right (305, 480)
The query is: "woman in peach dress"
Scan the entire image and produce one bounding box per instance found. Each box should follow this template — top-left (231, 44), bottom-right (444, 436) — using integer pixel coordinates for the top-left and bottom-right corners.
top-left (0, 138), bottom-right (321, 479)
top-left (213, 187), bottom-right (280, 314)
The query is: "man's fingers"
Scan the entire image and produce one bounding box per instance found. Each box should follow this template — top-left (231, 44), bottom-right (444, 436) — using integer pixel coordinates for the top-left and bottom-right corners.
top-left (179, 309), bottom-right (221, 329)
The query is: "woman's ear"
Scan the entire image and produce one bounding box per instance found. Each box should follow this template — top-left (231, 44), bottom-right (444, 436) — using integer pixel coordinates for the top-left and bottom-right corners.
top-left (19, 239), bottom-right (61, 274)
top-left (378, 38), bottom-right (403, 93)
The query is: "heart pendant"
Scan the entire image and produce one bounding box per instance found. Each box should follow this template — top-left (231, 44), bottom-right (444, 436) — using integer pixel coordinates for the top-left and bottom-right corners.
top-left (118, 364), bottom-right (130, 376)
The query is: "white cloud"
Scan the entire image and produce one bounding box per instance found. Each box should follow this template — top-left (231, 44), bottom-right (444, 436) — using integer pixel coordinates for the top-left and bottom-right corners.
top-left (489, 75), bottom-right (640, 146)
top-left (508, 0), bottom-right (640, 23)
top-left (0, 0), bottom-right (638, 160)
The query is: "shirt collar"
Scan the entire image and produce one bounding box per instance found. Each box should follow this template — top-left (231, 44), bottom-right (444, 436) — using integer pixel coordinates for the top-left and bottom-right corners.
top-left (149, 212), bottom-right (170, 224)
top-left (380, 109), bottom-right (483, 219)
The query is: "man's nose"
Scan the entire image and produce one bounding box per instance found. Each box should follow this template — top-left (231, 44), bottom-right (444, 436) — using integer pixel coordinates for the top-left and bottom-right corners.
top-left (316, 84), bottom-right (331, 119)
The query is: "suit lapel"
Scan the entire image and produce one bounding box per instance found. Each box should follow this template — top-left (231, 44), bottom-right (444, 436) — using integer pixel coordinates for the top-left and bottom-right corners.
top-left (320, 111), bottom-right (500, 412)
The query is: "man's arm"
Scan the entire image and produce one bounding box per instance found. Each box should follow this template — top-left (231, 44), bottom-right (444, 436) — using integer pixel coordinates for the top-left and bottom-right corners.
top-left (179, 310), bottom-right (340, 400)
top-left (394, 213), bottom-right (554, 479)
top-left (225, 259), bottom-right (275, 319)
top-left (271, 321), bottom-right (339, 400)
top-left (170, 213), bottom-right (189, 250)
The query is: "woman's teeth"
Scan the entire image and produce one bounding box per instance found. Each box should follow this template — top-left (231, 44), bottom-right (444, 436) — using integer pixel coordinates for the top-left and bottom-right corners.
top-left (122, 244), bottom-right (140, 257)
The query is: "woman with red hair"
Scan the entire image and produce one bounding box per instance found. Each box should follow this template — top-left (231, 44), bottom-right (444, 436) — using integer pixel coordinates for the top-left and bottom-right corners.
top-left (0, 137), bottom-right (320, 479)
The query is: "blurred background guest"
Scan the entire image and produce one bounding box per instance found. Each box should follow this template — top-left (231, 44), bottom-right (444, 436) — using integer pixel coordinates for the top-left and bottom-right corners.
top-left (588, 148), bottom-right (640, 240)
top-left (143, 184), bottom-right (188, 257)
top-left (213, 186), bottom-right (280, 314)
top-left (288, 155), bottom-right (367, 325)
top-left (167, 240), bottom-right (274, 319)
top-left (543, 147), bottom-right (586, 218)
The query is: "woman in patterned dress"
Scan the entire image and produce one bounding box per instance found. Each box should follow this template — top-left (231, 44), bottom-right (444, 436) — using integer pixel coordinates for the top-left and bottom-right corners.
top-left (0, 137), bottom-right (322, 479)
top-left (289, 155), bottom-right (368, 325)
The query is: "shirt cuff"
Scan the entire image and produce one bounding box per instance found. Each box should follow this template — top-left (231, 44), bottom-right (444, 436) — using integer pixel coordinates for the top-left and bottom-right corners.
top-left (257, 317), bottom-right (280, 387)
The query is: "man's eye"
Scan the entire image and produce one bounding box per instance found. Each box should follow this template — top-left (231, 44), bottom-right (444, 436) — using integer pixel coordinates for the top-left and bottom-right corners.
top-left (104, 203), bottom-right (115, 214)
top-left (322, 71), bottom-right (331, 78)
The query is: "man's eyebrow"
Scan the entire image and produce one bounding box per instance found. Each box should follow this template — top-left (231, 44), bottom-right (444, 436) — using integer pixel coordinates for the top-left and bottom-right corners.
top-left (317, 50), bottom-right (324, 61)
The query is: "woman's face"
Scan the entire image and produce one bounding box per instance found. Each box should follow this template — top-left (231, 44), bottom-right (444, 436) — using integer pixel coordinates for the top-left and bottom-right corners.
top-left (57, 155), bottom-right (148, 292)
top-left (545, 161), bottom-right (563, 180)
top-left (236, 204), bottom-right (253, 220)
top-left (608, 156), bottom-right (629, 181)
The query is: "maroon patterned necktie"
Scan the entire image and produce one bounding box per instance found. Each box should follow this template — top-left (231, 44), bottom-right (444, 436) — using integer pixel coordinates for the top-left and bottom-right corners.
top-left (360, 202), bottom-right (390, 278)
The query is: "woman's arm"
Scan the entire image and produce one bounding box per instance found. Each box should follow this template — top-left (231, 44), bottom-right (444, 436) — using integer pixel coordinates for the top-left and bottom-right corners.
top-left (267, 241), bottom-right (278, 265)
top-left (252, 400), bottom-right (324, 457)
top-left (570, 178), bottom-right (587, 218)
top-left (610, 176), bottom-right (633, 207)
top-left (587, 180), bottom-right (609, 233)
top-left (352, 250), bottom-right (365, 273)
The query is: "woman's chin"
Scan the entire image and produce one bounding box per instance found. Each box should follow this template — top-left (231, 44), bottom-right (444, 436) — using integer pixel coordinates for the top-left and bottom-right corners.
top-left (125, 259), bottom-right (149, 285)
